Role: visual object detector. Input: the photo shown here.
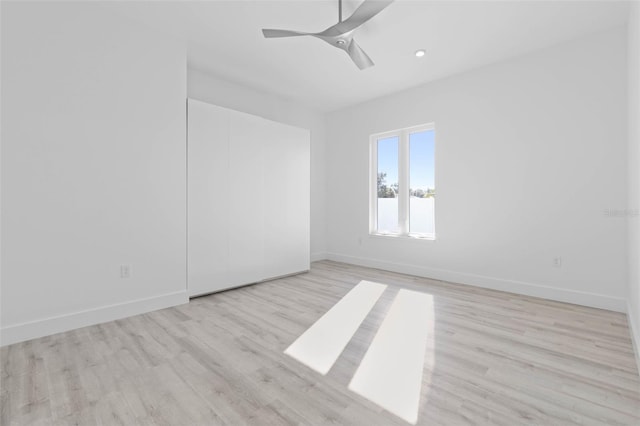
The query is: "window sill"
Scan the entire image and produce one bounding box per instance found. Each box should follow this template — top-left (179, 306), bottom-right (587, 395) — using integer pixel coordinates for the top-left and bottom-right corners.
top-left (369, 233), bottom-right (436, 241)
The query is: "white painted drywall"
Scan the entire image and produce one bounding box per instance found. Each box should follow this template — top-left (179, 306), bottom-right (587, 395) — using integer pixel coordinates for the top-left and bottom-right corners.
top-left (627, 1), bottom-right (640, 369)
top-left (187, 69), bottom-right (326, 260)
top-left (325, 28), bottom-right (628, 311)
top-left (1, 2), bottom-right (188, 345)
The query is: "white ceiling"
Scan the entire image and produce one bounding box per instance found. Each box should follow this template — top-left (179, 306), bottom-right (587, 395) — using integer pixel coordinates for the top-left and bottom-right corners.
top-left (105, 0), bottom-right (630, 112)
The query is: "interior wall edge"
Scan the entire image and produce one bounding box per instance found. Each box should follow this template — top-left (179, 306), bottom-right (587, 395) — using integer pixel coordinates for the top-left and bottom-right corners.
top-left (324, 253), bottom-right (626, 313)
top-left (626, 0), bottom-right (640, 372)
top-left (627, 302), bottom-right (640, 378)
top-left (0, 290), bottom-right (189, 347)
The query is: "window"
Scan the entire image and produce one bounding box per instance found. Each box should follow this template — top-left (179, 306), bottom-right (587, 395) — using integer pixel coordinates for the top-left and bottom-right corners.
top-left (370, 124), bottom-right (435, 239)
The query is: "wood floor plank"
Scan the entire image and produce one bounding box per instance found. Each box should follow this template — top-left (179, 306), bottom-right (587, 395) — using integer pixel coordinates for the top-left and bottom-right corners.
top-left (1, 260), bottom-right (639, 425)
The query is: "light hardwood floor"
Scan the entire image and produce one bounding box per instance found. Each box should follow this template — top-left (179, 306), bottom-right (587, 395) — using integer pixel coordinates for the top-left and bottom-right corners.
top-left (2, 260), bottom-right (640, 425)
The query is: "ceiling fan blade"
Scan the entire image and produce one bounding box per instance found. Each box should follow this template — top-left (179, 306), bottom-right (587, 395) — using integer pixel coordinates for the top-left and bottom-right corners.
top-left (262, 29), bottom-right (311, 38)
top-left (321, 0), bottom-right (394, 37)
top-left (346, 39), bottom-right (374, 70)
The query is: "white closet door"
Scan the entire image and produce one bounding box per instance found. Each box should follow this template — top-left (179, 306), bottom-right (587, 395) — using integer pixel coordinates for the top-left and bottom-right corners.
top-left (228, 111), bottom-right (265, 286)
top-left (262, 121), bottom-right (310, 280)
top-left (187, 99), bottom-right (230, 297)
top-left (188, 99), bottom-right (309, 296)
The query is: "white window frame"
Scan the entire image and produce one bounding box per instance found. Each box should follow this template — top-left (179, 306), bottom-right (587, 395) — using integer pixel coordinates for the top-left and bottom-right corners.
top-left (369, 123), bottom-right (436, 240)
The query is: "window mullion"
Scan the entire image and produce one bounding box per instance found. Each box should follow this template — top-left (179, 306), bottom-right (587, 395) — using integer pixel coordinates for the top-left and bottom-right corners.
top-left (369, 138), bottom-right (378, 234)
top-left (398, 131), bottom-right (409, 235)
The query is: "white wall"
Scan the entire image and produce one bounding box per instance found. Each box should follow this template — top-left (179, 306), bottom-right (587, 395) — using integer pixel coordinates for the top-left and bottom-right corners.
top-left (627, 2), bottom-right (640, 368)
top-left (325, 28), bottom-right (628, 312)
top-left (187, 69), bottom-right (326, 260)
top-left (1, 2), bottom-right (188, 345)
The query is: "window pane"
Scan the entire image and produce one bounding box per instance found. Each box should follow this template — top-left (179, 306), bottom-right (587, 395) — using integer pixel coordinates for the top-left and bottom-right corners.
top-left (377, 136), bottom-right (399, 233)
top-left (409, 130), bottom-right (435, 235)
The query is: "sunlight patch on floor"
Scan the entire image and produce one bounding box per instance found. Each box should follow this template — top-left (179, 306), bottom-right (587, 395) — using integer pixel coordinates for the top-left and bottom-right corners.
top-left (284, 280), bottom-right (387, 374)
top-left (348, 289), bottom-right (434, 424)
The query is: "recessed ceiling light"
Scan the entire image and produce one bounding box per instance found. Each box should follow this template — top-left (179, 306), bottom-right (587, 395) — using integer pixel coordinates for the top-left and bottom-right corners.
top-left (415, 49), bottom-right (426, 58)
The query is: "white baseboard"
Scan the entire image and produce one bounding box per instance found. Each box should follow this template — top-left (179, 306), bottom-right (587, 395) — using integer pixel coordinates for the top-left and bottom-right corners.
top-left (311, 252), bottom-right (328, 262)
top-left (0, 290), bottom-right (189, 347)
top-left (627, 303), bottom-right (640, 375)
top-left (325, 252), bottom-right (626, 313)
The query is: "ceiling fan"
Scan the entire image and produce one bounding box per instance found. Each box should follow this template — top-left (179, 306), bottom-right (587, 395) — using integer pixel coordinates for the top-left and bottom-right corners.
top-left (262, 0), bottom-right (394, 70)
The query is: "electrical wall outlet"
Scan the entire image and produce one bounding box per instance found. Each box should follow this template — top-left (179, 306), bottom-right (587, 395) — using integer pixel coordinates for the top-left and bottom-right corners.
top-left (553, 257), bottom-right (562, 268)
top-left (120, 264), bottom-right (132, 279)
